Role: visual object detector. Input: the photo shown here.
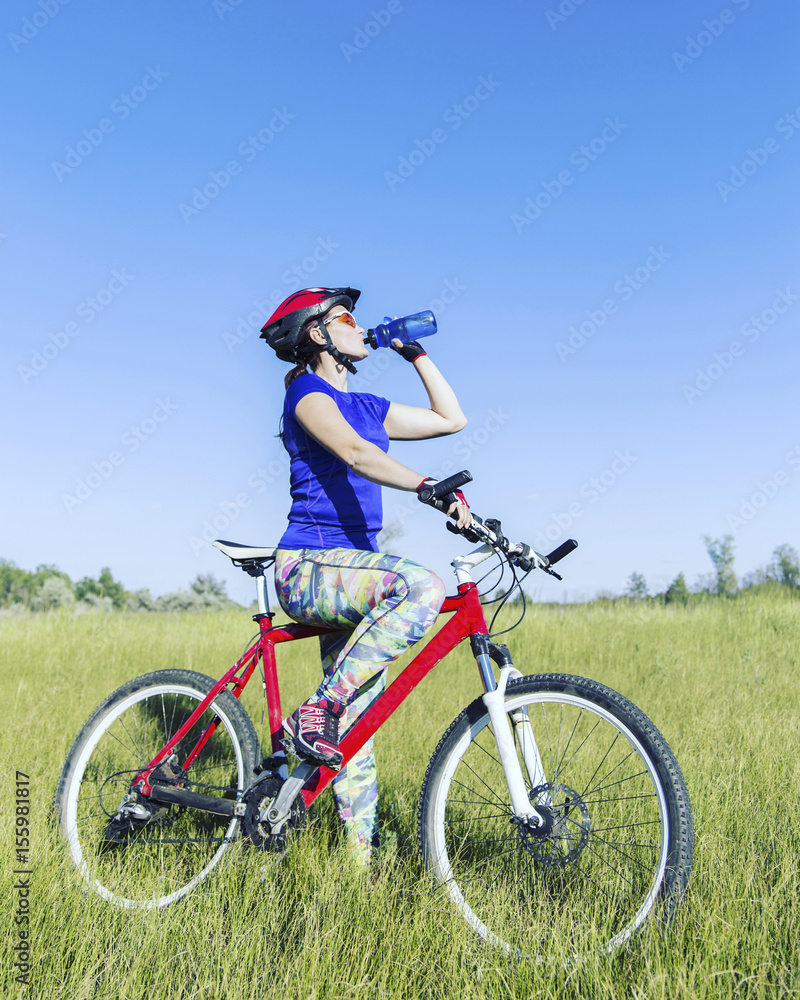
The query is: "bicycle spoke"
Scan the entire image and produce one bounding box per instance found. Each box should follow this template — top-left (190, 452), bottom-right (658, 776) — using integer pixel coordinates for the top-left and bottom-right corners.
top-left (578, 731), bottom-right (620, 801)
top-left (551, 706), bottom-right (582, 785)
top-left (584, 765), bottom-right (648, 797)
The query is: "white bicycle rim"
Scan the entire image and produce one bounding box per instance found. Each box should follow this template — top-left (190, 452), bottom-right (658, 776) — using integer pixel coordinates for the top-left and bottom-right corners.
top-left (63, 683), bottom-right (246, 910)
top-left (428, 689), bottom-right (671, 958)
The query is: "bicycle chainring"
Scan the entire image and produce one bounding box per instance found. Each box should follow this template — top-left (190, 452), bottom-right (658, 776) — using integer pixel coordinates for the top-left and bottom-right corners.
top-left (512, 783), bottom-right (590, 867)
top-left (242, 773), bottom-right (306, 853)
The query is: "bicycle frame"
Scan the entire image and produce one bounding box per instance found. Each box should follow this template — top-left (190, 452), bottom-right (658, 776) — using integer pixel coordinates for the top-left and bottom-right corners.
top-left (135, 546), bottom-right (542, 824)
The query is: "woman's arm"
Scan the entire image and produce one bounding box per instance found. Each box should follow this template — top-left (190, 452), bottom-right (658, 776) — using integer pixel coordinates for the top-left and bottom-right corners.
top-left (294, 391), bottom-right (471, 526)
top-left (295, 392), bottom-right (425, 491)
top-left (382, 353), bottom-right (467, 441)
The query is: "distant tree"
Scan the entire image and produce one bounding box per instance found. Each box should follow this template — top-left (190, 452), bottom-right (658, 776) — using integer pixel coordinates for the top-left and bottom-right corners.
top-left (703, 534), bottom-right (737, 597)
top-left (768, 544), bottom-right (800, 588)
top-left (625, 572), bottom-right (648, 600)
top-left (190, 573), bottom-right (228, 600)
top-left (77, 592), bottom-right (114, 613)
top-left (76, 567), bottom-right (128, 609)
top-left (154, 575), bottom-right (232, 612)
top-left (0, 560), bottom-right (32, 607)
top-left (98, 567), bottom-right (127, 609)
top-left (664, 572), bottom-right (690, 606)
top-left (75, 576), bottom-right (103, 601)
top-left (127, 588), bottom-right (158, 612)
top-left (30, 576), bottom-right (75, 611)
top-left (154, 589), bottom-right (202, 612)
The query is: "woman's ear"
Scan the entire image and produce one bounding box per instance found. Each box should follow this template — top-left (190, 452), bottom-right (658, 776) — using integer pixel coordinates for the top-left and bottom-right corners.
top-left (308, 322), bottom-right (326, 347)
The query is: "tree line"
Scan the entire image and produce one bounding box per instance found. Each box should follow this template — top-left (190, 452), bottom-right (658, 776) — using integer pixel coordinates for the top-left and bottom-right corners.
top-left (624, 538), bottom-right (799, 605)
top-left (0, 561), bottom-right (239, 613)
top-left (2, 537), bottom-right (798, 614)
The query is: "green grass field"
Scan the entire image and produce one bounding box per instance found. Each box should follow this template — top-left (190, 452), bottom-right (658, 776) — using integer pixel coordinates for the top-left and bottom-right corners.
top-left (2, 592), bottom-right (798, 999)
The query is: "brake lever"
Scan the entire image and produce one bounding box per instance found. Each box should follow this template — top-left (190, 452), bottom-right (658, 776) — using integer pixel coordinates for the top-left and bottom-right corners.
top-left (446, 519), bottom-right (486, 545)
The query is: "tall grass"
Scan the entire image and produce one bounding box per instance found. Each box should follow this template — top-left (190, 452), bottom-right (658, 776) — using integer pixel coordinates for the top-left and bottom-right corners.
top-left (2, 592), bottom-right (798, 999)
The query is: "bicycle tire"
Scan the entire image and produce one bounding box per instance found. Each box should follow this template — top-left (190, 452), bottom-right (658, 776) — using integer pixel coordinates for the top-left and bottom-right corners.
top-left (55, 669), bottom-right (259, 909)
top-left (418, 673), bottom-right (693, 960)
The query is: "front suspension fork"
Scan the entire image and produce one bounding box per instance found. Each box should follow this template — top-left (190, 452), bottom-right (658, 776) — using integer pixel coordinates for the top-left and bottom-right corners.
top-left (474, 639), bottom-right (550, 822)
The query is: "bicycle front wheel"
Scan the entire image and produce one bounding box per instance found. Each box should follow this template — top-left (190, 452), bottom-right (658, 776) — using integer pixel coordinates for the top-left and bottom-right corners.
top-left (418, 673), bottom-right (693, 960)
top-left (55, 669), bottom-right (259, 909)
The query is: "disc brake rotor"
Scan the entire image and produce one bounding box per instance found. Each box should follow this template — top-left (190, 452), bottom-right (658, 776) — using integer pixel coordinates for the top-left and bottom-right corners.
top-left (513, 783), bottom-right (590, 867)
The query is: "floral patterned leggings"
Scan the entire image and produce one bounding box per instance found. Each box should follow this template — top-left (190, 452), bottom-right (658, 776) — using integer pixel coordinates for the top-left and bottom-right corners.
top-left (274, 547), bottom-right (446, 860)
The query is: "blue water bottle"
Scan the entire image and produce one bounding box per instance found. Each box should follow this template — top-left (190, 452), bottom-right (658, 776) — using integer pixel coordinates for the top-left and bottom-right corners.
top-left (365, 311), bottom-right (437, 349)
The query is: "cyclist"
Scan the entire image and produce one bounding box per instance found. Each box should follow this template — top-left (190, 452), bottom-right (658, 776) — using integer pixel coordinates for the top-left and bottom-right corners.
top-left (260, 286), bottom-right (470, 863)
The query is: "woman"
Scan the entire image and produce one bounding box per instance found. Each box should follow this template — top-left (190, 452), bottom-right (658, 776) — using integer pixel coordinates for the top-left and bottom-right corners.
top-left (260, 286), bottom-right (470, 862)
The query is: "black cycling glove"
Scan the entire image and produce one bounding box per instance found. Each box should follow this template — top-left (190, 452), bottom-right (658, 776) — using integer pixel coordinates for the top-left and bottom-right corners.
top-left (390, 339), bottom-right (427, 362)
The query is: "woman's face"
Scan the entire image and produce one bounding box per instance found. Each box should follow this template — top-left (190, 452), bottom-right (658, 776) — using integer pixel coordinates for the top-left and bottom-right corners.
top-left (316, 306), bottom-right (369, 361)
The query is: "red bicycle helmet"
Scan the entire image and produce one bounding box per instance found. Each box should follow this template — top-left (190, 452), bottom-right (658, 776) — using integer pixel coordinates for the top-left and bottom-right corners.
top-left (260, 287), bottom-right (361, 362)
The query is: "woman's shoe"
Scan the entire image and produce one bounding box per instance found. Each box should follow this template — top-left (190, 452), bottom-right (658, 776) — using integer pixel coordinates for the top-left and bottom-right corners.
top-left (284, 697), bottom-right (346, 770)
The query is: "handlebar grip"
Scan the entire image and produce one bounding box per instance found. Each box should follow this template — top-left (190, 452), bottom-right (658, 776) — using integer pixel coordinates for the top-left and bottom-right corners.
top-left (544, 539), bottom-right (578, 566)
top-left (429, 470), bottom-right (472, 498)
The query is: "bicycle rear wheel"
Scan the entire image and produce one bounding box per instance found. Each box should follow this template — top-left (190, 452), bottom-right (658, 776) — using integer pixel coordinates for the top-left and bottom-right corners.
top-left (418, 673), bottom-right (693, 961)
top-left (55, 669), bottom-right (259, 909)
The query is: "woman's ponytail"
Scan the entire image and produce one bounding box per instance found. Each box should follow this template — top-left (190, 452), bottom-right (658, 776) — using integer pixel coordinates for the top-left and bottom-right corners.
top-left (284, 362), bottom-right (309, 389)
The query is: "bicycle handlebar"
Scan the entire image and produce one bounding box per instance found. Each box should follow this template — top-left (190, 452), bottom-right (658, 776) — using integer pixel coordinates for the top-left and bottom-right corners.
top-left (417, 469), bottom-right (578, 579)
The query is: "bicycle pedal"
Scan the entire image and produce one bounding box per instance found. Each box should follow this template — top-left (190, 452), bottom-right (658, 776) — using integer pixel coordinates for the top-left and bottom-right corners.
top-left (281, 737), bottom-right (299, 759)
top-left (254, 754), bottom-right (286, 776)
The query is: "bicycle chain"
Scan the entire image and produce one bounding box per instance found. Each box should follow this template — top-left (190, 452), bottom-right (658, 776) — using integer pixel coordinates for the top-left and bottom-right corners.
top-left (103, 767), bottom-right (250, 847)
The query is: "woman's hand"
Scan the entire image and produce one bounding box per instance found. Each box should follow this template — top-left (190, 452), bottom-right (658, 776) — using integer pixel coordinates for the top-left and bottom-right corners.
top-left (448, 496), bottom-right (472, 529)
top-left (390, 338), bottom-right (427, 362)
top-left (418, 478), bottom-right (472, 529)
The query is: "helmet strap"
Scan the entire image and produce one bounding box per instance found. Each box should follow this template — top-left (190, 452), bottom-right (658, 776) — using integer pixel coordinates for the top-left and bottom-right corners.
top-left (314, 325), bottom-right (358, 375)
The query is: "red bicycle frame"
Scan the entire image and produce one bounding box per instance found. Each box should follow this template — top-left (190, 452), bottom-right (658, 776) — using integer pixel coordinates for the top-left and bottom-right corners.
top-left (135, 582), bottom-right (489, 811)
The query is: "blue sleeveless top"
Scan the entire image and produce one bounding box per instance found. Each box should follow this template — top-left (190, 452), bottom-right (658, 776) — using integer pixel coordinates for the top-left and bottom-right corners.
top-left (278, 373), bottom-right (391, 551)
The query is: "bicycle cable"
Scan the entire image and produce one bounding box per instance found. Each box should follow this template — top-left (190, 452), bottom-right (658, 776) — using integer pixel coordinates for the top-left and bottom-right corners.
top-left (487, 553), bottom-right (534, 639)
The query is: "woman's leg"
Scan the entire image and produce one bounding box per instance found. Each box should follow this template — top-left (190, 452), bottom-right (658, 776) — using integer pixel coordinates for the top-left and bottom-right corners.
top-left (319, 633), bottom-right (384, 860)
top-left (275, 547), bottom-right (445, 859)
top-left (275, 547), bottom-right (446, 701)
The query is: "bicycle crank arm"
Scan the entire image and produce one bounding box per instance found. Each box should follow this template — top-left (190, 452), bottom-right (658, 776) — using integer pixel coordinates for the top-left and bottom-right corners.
top-left (147, 783), bottom-right (237, 818)
top-left (259, 761), bottom-right (315, 835)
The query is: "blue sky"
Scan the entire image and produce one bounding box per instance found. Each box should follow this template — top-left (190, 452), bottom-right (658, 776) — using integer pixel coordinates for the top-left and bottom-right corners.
top-left (2, 0), bottom-right (798, 606)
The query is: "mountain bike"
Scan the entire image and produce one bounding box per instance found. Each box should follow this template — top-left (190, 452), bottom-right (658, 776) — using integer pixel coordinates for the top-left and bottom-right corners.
top-left (55, 472), bottom-right (693, 960)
